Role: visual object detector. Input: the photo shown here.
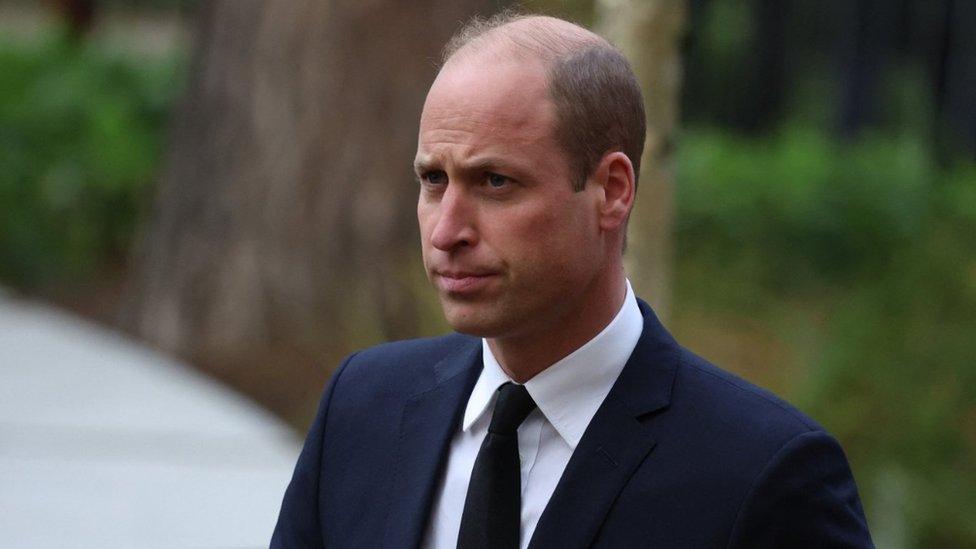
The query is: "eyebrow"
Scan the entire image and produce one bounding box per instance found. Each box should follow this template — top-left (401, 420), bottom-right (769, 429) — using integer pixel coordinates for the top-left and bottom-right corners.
top-left (413, 156), bottom-right (519, 176)
top-left (466, 157), bottom-right (510, 174)
top-left (413, 156), bottom-right (435, 175)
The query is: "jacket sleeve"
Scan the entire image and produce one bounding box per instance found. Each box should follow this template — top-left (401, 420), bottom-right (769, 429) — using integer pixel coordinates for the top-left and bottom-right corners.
top-left (270, 353), bottom-right (357, 548)
top-left (726, 430), bottom-right (874, 549)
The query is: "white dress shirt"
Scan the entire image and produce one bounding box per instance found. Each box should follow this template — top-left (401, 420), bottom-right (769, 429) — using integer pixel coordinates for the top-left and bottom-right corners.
top-left (423, 281), bottom-right (643, 549)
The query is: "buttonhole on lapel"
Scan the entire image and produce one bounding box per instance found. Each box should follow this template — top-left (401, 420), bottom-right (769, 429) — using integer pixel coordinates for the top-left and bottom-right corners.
top-left (597, 446), bottom-right (618, 468)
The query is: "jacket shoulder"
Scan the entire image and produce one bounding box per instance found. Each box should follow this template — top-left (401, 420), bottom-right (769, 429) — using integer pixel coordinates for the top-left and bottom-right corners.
top-left (354, 332), bottom-right (476, 363)
top-left (667, 347), bottom-right (826, 453)
top-left (668, 353), bottom-right (871, 547)
top-left (331, 332), bottom-right (479, 398)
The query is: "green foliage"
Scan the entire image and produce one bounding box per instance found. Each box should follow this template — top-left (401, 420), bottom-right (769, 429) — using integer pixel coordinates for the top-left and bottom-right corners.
top-left (676, 126), bottom-right (976, 547)
top-left (0, 34), bottom-right (182, 289)
top-left (678, 127), bottom-right (932, 288)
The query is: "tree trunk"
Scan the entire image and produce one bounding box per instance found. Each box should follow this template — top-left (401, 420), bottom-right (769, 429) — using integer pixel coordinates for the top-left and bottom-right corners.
top-left (127, 0), bottom-right (499, 427)
top-left (596, 0), bottom-right (686, 321)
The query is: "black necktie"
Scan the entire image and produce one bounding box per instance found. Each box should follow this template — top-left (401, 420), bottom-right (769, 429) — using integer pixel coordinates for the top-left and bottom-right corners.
top-left (457, 382), bottom-right (538, 549)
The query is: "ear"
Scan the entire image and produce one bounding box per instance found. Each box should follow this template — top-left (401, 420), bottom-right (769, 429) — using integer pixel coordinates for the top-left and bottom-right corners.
top-left (592, 151), bottom-right (636, 232)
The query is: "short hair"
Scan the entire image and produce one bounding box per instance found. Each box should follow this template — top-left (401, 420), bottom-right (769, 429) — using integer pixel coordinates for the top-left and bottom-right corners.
top-left (442, 12), bottom-right (646, 192)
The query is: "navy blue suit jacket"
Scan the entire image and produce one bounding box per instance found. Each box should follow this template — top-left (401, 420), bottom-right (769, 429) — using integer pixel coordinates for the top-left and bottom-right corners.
top-left (272, 300), bottom-right (873, 547)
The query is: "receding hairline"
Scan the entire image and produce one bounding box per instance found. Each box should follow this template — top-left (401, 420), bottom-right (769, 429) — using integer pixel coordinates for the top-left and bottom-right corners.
top-left (437, 12), bottom-right (647, 195)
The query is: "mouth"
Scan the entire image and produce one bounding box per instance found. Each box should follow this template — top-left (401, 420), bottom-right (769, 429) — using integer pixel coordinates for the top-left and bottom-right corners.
top-left (432, 270), bottom-right (499, 295)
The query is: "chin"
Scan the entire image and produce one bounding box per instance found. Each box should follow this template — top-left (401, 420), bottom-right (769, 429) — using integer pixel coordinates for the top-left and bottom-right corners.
top-left (441, 302), bottom-right (510, 338)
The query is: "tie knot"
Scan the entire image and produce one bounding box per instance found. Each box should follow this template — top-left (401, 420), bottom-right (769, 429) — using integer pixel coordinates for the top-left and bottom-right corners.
top-left (488, 382), bottom-right (537, 435)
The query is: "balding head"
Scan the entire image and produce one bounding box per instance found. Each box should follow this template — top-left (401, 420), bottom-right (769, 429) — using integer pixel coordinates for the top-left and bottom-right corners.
top-left (443, 15), bottom-right (607, 66)
top-left (440, 13), bottom-right (646, 191)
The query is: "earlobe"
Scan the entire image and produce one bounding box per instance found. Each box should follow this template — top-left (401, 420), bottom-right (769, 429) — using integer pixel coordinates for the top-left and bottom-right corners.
top-left (596, 152), bottom-right (636, 232)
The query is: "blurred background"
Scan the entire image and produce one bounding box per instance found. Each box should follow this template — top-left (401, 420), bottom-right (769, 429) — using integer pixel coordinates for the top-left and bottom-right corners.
top-left (1, 0), bottom-right (973, 547)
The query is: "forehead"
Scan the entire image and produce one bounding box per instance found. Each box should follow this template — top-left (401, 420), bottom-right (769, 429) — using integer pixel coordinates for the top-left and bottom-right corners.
top-left (417, 55), bottom-right (557, 160)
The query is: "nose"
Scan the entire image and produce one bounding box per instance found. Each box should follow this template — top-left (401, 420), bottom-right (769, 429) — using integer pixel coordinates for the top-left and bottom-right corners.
top-left (428, 184), bottom-right (477, 252)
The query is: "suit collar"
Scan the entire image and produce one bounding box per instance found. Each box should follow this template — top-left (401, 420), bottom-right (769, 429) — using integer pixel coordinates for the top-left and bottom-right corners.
top-left (431, 335), bottom-right (482, 387)
top-left (382, 337), bottom-right (482, 549)
top-left (528, 298), bottom-right (680, 549)
top-left (383, 299), bottom-right (680, 549)
top-left (465, 281), bottom-right (644, 449)
top-left (606, 298), bottom-right (680, 417)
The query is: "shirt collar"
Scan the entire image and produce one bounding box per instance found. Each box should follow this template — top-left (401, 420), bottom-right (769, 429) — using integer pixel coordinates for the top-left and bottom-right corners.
top-left (462, 280), bottom-right (643, 449)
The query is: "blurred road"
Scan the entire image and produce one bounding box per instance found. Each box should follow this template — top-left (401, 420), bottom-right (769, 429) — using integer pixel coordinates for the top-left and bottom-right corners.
top-left (0, 290), bottom-right (300, 548)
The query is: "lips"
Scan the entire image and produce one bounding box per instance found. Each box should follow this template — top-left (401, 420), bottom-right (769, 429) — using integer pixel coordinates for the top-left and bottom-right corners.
top-left (433, 270), bottom-right (499, 294)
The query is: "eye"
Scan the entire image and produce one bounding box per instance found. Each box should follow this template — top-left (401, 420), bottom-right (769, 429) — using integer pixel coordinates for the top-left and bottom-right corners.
top-left (420, 170), bottom-right (447, 186)
top-left (486, 172), bottom-right (509, 188)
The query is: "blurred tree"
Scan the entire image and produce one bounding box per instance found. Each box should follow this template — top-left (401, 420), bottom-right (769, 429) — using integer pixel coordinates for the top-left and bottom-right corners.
top-left (50, 0), bottom-right (96, 40)
top-left (680, 0), bottom-right (975, 158)
top-left (836, 0), bottom-right (903, 138)
top-left (596, 0), bottom-right (687, 320)
top-left (932, 0), bottom-right (976, 158)
top-left (835, 0), bottom-right (976, 159)
top-left (127, 0), bottom-right (504, 426)
top-left (682, 0), bottom-right (788, 132)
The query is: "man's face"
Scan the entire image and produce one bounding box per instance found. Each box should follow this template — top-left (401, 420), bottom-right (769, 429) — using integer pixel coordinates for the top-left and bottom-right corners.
top-left (415, 54), bottom-right (606, 340)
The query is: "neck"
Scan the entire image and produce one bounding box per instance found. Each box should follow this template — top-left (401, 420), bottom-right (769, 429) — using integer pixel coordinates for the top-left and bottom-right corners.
top-left (487, 268), bottom-right (627, 383)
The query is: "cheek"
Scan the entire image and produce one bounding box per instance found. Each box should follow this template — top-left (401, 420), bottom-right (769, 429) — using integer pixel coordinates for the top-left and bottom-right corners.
top-left (416, 203), bottom-right (433, 241)
top-left (499, 203), bottom-right (588, 264)
top-left (416, 209), bottom-right (435, 268)
top-left (488, 204), bottom-right (553, 249)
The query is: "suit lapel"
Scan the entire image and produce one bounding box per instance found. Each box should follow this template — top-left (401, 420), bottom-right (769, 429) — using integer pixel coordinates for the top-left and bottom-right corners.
top-left (382, 338), bottom-right (482, 549)
top-left (528, 300), bottom-right (680, 549)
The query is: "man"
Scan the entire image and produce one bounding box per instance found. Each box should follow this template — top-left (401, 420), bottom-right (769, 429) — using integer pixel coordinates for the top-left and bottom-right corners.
top-left (272, 13), bottom-right (873, 549)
